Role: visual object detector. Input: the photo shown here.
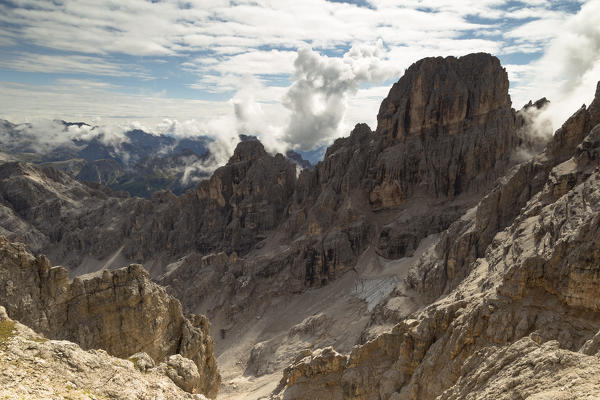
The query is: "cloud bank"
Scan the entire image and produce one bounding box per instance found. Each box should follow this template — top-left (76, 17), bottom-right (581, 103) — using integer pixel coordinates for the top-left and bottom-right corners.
top-left (508, 0), bottom-right (600, 133)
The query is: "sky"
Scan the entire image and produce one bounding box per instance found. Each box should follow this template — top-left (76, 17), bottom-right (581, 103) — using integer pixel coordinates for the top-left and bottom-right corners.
top-left (0, 0), bottom-right (599, 156)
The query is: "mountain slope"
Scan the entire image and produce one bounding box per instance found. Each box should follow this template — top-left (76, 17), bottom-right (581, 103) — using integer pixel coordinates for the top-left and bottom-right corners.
top-left (0, 121), bottom-right (214, 197)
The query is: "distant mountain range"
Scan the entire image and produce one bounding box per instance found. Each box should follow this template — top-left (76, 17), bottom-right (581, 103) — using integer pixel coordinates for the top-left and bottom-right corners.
top-left (0, 120), bottom-right (318, 197)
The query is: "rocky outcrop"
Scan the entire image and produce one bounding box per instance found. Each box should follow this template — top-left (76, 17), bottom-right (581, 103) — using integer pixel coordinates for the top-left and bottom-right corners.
top-left (439, 336), bottom-right (600, 400)
top-left (0, 306), bottom-right (210, 400)
top-left (273, 83), bottom-right (600, 399)
top-left (176, 138), bottom-right (297, 256)
top-left (406, 81), bottom-right (600, 302)
top-left (0, 236), bottom-right (220, 397)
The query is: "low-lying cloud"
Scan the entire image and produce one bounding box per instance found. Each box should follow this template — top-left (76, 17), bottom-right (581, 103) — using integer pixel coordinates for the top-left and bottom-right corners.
top-left (3, 119), bottom-right (134, 154)
top-left (510, 0), bottom-right (600, 134)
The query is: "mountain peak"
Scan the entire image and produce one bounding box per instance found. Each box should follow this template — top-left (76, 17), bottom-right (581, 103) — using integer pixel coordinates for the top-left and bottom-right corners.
top-left (376, 53), bottom-right (510, 143)
top-left (228, 138), bottom-right (267, 164)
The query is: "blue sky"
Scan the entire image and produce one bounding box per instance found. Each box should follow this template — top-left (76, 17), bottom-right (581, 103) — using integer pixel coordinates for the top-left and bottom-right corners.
top-left (0, 0), bottom-right (598, 153)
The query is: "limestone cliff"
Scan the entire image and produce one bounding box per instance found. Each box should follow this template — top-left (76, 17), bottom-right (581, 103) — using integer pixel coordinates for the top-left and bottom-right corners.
top-left (0, 306), bottom-right (209, 400)
top-left (0, 236), bottom-right (220, 397)
top-left (285, 53), bottom-right (518, 288)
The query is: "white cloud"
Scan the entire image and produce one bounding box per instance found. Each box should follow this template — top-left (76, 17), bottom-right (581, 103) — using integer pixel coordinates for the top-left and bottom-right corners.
top-left (508, 0), bottom-right (600, 130)
top-left (283, 42), bottom-right (399, 150)
top-left (201, 50), bottom-right (297, 76)
top-left (0, 80), bottom-right (231, 125)
top-left (0, 53), bottom-right (148, 78)
top-left (0, 0), bottom-right (499, 59)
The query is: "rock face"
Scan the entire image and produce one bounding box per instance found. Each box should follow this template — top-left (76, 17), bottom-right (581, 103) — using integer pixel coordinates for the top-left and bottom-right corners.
top-left (272, 82), bottom-right (600, 399)
top-left (0, 161), bottom-right (133, 267)
top-left (0, 236), bottom-right (220, 398)
top-left (0, 306), bottom-right (210, 400)
top-left (161, 138), bottom-right (297, 257)
top-left (0, 138), bottom-right (297, 270)
top-left (374, 53), bottom-right (516, 200)
top-left (286, 54), bottom-right (517, 286)
top-left (440, 336), bottom-right (600, 400)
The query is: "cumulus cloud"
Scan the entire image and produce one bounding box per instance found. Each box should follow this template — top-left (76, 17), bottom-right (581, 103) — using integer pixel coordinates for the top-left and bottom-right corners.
top-left (283, 41), bottom-right (398, 150)
top-left (232, 76), bottom-right (289, 154)
top-left (507, 0), bottom-right (600, 131)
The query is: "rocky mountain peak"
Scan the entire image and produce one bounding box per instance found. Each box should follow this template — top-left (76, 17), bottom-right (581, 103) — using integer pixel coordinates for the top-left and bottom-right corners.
top-left (589, 80), bottom-right (600, 127)
top-left (522, 97), bottom-right (550, 110)
top-left (323, 123), bottom-right (372, 159)
top-left (228, 138), bottom-right (267, 164)
top-left (548, 80), bottom-right (600, 164)
top-left (376, 53), bottom-right (510, 143)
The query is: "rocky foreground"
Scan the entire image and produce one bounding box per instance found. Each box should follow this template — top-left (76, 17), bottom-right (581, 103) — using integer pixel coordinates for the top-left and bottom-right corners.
top-left (0, 305), bottom-right (210, 399)
top-left (0, 236), bottom-right (220, 398)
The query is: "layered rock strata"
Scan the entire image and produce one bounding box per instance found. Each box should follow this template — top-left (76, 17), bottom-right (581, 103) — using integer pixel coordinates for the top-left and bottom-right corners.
top-left (0, 236), bottom-right (220, 397)
top-left (0, 306), bottom-right (209, 400)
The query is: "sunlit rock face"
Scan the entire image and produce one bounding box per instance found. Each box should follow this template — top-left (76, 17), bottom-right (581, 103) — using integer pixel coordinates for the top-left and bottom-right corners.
top-left (373, 53), bottom-right (516, 204)
top-left (0, 236), bottom-right (220, 398)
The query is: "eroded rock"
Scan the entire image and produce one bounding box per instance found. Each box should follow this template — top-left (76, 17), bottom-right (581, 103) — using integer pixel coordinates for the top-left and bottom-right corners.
top-left (0, 237), bottom-right (220, 397)
top-left (0, 307), bottom-right (210, 400)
